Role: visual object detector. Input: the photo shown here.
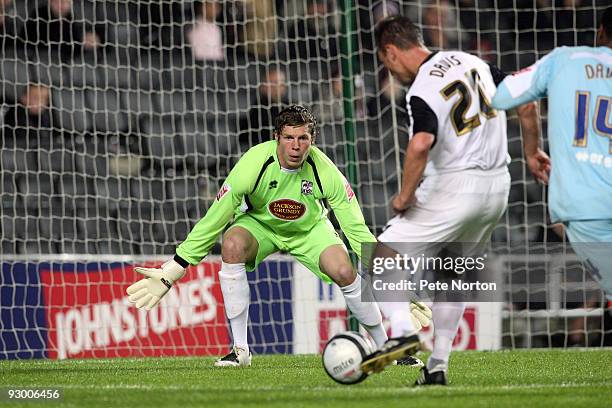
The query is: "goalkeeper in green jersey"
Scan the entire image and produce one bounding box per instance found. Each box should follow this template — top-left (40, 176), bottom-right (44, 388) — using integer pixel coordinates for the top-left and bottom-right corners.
top-left (126, 105), bottom-right (428, 367)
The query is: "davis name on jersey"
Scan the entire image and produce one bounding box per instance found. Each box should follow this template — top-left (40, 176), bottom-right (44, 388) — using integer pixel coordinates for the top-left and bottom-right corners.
top-left (407, 51), bottom-right (509, 177)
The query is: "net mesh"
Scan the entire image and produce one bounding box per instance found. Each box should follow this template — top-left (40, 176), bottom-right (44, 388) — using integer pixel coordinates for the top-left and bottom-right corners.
top-left (0, 0), bottom-right (610, 359)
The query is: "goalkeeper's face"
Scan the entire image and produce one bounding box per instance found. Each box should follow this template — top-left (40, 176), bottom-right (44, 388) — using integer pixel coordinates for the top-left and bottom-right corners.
top-left (275, 125), bottom-right (313, 169)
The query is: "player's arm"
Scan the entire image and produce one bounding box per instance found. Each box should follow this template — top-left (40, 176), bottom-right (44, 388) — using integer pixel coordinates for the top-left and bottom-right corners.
top-left (394, 132), bottom-right (434, 213)
top-left (127, 151), bottom-right (257, 310)
top-left (489, 62), bottom-right (552, 183)
top-left (324, 165), bottom-right (377, 261)
top-left (516, 102), bottom-right (550, 184)
top-left (490, 52), bottom-right (553, 110)
top-left (174, 182), bottom-right (244, 265)
top-left (393, 96), bottom-right (437, 212)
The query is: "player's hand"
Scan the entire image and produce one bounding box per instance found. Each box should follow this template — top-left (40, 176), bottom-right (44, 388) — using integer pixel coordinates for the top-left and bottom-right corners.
top-left (410, 301), bottom-right (432, 331)
top-left (127, 259), bottom-right (186, 310)
top-left (526, 149), bottom-right (551, 185)
top-left (391, 193), bottom-right (416, 214)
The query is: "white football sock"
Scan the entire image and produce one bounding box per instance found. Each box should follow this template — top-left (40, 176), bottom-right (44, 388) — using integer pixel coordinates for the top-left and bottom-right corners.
top-left (378, 301), bottom-right (417, 337)
top-left (428, 301), bottom-right (465, 371)
top-left (341, 275), bottom-right (388, 348)
top-left (228, 308), bottom-right (249, 351)
top-left (219, 262), bottom-right (250, 352)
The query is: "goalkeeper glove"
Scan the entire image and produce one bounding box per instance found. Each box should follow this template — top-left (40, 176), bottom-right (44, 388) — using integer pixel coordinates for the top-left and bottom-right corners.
top-left (127, 259), bottom-right (186, 310)
top-left (410, 300), bottom-right (432, 331)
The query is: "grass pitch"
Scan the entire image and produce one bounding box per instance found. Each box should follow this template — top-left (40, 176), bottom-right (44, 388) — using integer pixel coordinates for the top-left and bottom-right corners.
top-left (1, 350), bottom-right (611, 408)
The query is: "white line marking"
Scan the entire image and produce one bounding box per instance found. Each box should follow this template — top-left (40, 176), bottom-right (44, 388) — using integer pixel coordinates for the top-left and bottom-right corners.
top-left (50, 382), bottom-right (610, 392)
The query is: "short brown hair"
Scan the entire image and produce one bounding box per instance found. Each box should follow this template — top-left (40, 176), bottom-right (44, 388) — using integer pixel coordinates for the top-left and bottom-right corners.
top-left (375, 15), bottom-right (423, 51)
top-left (274, 105), bottom-right (319, 140)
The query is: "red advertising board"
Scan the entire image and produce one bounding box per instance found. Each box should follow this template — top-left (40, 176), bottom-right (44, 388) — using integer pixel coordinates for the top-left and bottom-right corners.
top-left (318, 309), bottom-right (348, 352)
top-left (41, 262), bottom-right (229, 359)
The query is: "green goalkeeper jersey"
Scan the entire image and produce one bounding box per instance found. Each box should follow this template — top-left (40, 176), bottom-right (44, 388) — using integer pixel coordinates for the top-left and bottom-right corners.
top-left (175, 140), bottom-right (376, 265)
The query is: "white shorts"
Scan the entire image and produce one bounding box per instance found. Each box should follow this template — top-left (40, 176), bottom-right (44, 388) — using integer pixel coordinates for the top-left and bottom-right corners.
top-left (378, 167), bottom-right (510, 254)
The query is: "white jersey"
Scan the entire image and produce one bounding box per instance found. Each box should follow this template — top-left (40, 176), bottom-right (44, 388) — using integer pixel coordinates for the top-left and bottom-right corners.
top-left (406, 51), bottom-right (509, 176)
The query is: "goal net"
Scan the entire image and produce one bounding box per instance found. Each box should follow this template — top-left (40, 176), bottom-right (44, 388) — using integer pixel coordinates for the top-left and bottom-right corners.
top-left (0, 0), bottom-right (609, 359)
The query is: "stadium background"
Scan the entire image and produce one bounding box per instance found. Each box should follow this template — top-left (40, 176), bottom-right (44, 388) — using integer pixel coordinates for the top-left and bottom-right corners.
top-left (0, 0), bottom-right (610, 360)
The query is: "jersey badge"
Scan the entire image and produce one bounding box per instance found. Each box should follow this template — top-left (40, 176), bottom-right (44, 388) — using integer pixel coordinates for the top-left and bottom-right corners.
top-left (301, 180), bottom-right (313, 195)
top-left (216, 184), bottom-right (231, 201)
top-left (268, 199), bottom-right (307, 221)
top-left (269, 180), bottom-right (278, 189)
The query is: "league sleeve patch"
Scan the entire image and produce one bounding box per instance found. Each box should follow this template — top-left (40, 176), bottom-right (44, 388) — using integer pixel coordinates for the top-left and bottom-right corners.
top-left (216, 183), bottom-right (231, 201)
top-left (504, 67), bottom-right (536, 98)
top-left (344, 179), bottom-right (355, 202)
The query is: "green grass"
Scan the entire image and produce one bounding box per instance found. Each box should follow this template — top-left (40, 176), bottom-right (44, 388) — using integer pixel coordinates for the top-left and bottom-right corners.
top-left (1, 350), bottom-right (611, 408)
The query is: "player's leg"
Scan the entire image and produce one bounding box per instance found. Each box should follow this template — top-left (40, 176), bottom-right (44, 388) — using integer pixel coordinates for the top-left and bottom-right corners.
top-left (318, 244), bottom-right (389, 348)
top-left (359, 230), bottom-right (438, 373)
top-left (370, 240), bottom-right (431, 339)
top-left (382, 302), bottom-right (412, 337)
top-left (369, 169), bottom-right (510, 381)
top-left (414, 301), bottom-right (464, 385)
top-left (215, 217), bottom-right (278, 367)
top-left (419, 169), bottom-right (509, 385)
top-left (216, 226), bottom-right (257, 367)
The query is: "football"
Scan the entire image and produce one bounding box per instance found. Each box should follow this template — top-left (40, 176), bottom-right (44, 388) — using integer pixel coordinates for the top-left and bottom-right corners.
top-left (322, 331), bottom-right (375, 385)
